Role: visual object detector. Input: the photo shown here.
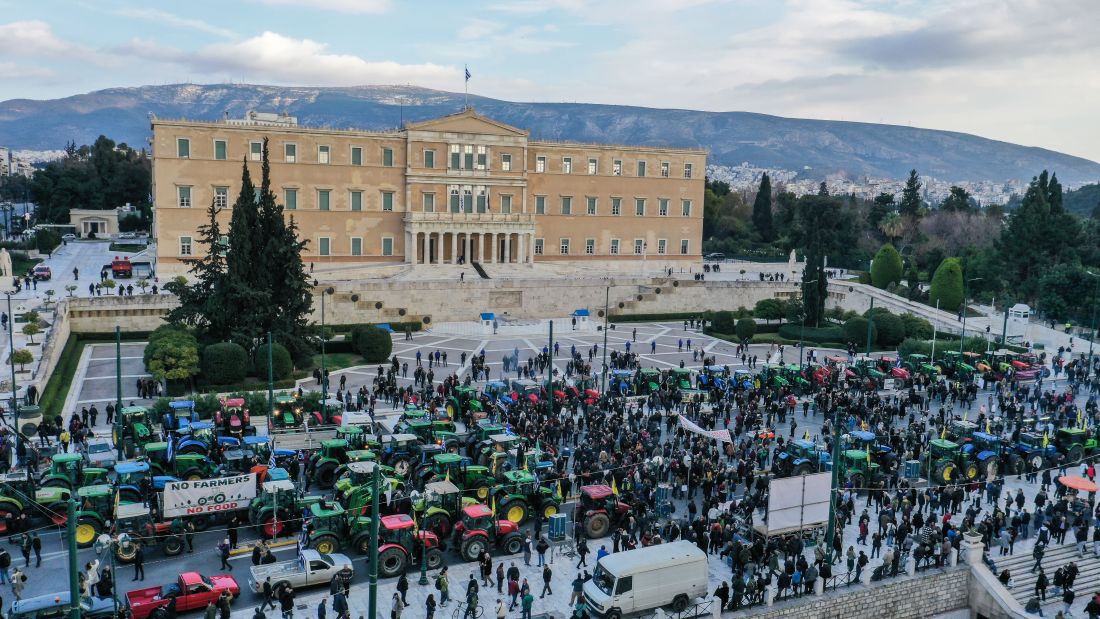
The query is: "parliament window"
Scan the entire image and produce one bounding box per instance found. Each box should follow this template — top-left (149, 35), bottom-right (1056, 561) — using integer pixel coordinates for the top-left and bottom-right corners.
top-left (176, 138), bottom-right (190, 158)
top-left (214, 140), bottom-right (227, 160)
top-left (561, 196), bottom-right (572, 215)
top-left (284, 143), bottom-right (297, 163)
top-left (536, 156), bottom-right (546, 173)
top-left (382, 191), bottom-right (394, 211)
top-left (351, 146), bottom-right (363, 166)
top-left (382, 147), bottom-right (394, 167)
top-left (423, 149), bottom-right (434, 169)
top-left (177, 186), bottom-right (191, 208)
top-left (501, 153), bottom-right (512, 171)
top-left (179, 236), bottom-right (192, 256)
top-left (318, 190), bottom-right (330, 211)
top-left (350, 191), bottom-right (363, 212)
top-left (318, 145), bottom-right (330, 164)
top-left (586, 197), bottom-right (597, 215)
top-left (284, 189), bottom-right (297, 210)
top-left (214, 187), bottom-right (228, 209)
top-left (318, 237), bottom-right (331, 256)
top-left (351, 237), bottom-right (363, 256)
top-left (250, 142), bottom-right (262, 161)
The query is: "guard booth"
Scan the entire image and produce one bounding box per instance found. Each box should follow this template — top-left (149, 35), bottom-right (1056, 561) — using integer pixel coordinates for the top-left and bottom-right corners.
top-left (481, 312), bottom-right (496, 335)
top-left (1007, 303), bottom-right (1031, 344)
top-left (572, 309), bottom-right (589, 330)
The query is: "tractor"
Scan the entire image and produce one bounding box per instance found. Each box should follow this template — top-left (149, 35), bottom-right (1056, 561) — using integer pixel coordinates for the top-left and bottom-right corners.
top-left (904, 354), bottom-right (940, 379)
top-left (397, 418), bottom-right (461, 453)
top-left (923, 438), bottom-right (969, 485)
top-left (773, 440), bottom-right (829, 477)
top-left (114, 406), bottom-right (157, 459)
top-left (333, 461), bottom-right (409, 516)
top-left (446, 385), bottom-right (486, 421)
top-left (836, 450), bottom-right (882, 491)
top-left (608, 369), bottom-right (636, 397)
top-left (964, 431), bottom-right (1018, 480)
top-left (113, 502), bottom-right (185, 562)
top-left (172, 453), bottom-right (219, 480)
top-left (174, 421), bottom-right (218, 455)
top-left (271, 394), bottom-right (304, 429)
top-left (578, 484), bottom-right (631, 539)
top-left (483, 380), bottom-right (516, 414)
top-left (334, 426), bottom-right (380, 452)
top-left (493, 470), bottom-right (562, 524)
top-left (414, 480), bottom-right (476, 538)
top-left (68, 484), bottom-right (115, 548)
top-left (309, 398), bottom-right (346, 427)
top-left (939, 351), bottom-right (978, 381)
top-left (310, 439), bottom-right (354, 488)
top-left (452, 503), bottom-right (524, 561)
top-left (873, 356), bottom-right (910, 383)
top-left (1055, 427), bottom-right (1097, 465)
top-left (636, 368), bottom-right (662, 395)
top-left (214, 397), bottom-right (253, 439)
top-left (249, 479), bottom-right (322, 538)
top-left (479, 434), bottom-right (523, 473)
top-left (508, 379), bottom-right (542, 405)
top-left (39, 453), bottom-right (108, 490)
top-left (115, 461), bottom-right (178, 504)
top-left (164, 400), bottom-right (197, 433)
top-left (0, 473), bottom-right (72, 530)
top-left (464, 421), bottom-right (508, 457)
top-left (696, 365), bottom-right (730, 392)
top-left (667, 368), bottom-right (694, 391)
top-left (846, 430), bottom-right (898, 476)
top-left (421, 453), bottom-right (493, 501)
top-left (759, 365), bottom-right (790, 390)
top-left (944, 420), bottom-right (980, 444)
top-left (851, 358), bottom-right (887, 389)
top-left (1014, 432), bottom-right (1061, 473)
top-left (378, 433), bottom-right (424, 477)
top-left (308, 504), bottom-right (443, 576)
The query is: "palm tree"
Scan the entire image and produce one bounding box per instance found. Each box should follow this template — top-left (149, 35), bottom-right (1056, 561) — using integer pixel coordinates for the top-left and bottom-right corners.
top-left (879, 212), bottom-right (905, 242)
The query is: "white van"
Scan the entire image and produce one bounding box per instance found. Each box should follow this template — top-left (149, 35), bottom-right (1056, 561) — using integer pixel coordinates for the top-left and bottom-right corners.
top-left (583, 540), bottom-right (708, 618)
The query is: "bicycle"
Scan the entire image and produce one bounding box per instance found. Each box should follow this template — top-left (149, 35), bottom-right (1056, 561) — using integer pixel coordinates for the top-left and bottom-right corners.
top-left (452, 603), bottom-right (484, 619)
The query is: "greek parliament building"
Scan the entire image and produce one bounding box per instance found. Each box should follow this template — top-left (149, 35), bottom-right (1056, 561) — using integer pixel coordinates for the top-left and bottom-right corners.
top-left (151, 109), bottom-right (705, 276)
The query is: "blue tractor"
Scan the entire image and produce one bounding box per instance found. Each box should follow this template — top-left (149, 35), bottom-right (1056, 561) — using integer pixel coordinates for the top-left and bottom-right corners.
top-left (1013, 432), bottom-right (1060, 474)
top-left (114, 461), bottom-right (179, 504)
top-left (963, 431), bottom-right (1018, 480)
top-left (697, 365), bottom-right (731, 392)
top-left (608, 370), bottom-right (636, 396)
top-left (174, 421), bottom-right (219, 455)
top-left (774, 440), bottom-right (831, 477)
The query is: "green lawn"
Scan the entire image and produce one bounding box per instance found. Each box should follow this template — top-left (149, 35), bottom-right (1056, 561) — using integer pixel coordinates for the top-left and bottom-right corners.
top-left (11, 254), bottom-right (40, 277)
top-left (109, 243), bottom-right (148, 253)
top-left (309, 352), bottom-right (363, 372)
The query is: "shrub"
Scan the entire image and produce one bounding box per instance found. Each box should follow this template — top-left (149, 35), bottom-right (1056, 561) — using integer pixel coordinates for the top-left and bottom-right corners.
top-left (201, 342), bottom-right (249, 384)
top-left (778, 323), bottom-right (845, 343)
top-left (711, 311), bottom-right (736, 334)
top-left (872, 312), bottom-right (905, 347)
top-left (735, 318), bottom-right (757, 341)
top-left (843, 317), bottom-right (877, 349)
top-left (870, 244), bottom-right (903, 289)
top-left (11, 348), bottom-right (33, 370)
top-left (351, 325), bottom-right (393, 362)
top-left (254, 342), bottom-right (294, 380)
top-left (900, 313), bottom-right (934, 340)
top-left (929, 257), bottom-right (964, 312)
top-left (754, 298), bottom-right (784, 323)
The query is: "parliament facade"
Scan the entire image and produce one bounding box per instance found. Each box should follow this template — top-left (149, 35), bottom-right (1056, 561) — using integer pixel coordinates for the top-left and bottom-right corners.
top-left (151, 109), bottom-right (705, 274)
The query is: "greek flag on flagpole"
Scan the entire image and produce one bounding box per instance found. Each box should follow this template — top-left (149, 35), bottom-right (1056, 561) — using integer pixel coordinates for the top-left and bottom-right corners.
top-left (166, 433), bottom-right (174, 461)
top-left (268, 438), bottom-right (277, 468)
top-left (465, 66), bottom-right (471, 82)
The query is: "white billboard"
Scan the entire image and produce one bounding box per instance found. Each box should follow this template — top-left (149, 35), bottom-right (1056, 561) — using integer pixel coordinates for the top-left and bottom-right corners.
top-left (162, 473), bottom-right (257, 518)
top-left (765, 472), bottom-right (831, 535)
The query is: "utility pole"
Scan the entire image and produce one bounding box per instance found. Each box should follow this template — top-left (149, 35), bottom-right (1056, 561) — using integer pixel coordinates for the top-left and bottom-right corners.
top-left (601, 286), bottom-right (609, 393)
top-left (865, 298), bottom-right (874, 357)
top-left (548, 320), bottom-right (555, 419)
top-left (368, 465), bottom-right (380, 619)
top-left (825, 404), bottom-right (843, 564)
top-left (67, 498), bottom-right (79, 619)
top-left (266, 331), bottom-right (274, 417)
top-left (6, 293), bottom-right (17, 413)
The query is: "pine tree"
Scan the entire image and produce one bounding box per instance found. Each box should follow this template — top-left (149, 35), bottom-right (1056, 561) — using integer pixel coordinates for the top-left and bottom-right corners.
top-left (223, 160), bottom-right (268, 344)
top-left (166, 200), bottom-right (230, 339)
top-left (751, 173), bottom-right (774, 242)
top-left (899, 169), bottom-right (923, 217)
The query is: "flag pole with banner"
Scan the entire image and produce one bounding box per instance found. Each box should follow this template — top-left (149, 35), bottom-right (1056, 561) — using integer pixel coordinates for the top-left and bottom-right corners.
top-left (464, 65), bottom-right (471, 109)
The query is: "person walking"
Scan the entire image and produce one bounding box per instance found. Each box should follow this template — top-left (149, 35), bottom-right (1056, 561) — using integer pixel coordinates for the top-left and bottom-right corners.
top-left (19, 533), bottom-right (30, 568)
top-left (536, 536), bottom-right (549, 567)
top-left (520, 589), bottom-right (534, 619)
top-left (540, 564), bottom-right (553, 598)
top-left (260, 577), bottom-right (275, 612)
top-left (218, 538), bottom-right (233, 570)
top-left (523, 535), bottom-right (532, 566)
top-left (425, 594), bottom-right (437, 619)
top-left (132, 545), bottom-right (145, 581)
top-left (570, 573), bottom-right (585, 606)
top-left (278, 586), bottom-right (295, 619)
top-left (436, 567), bottom-right (450, 607)
top-left (396, 573), bottom-right (410, 606)
top-left (10, 567), bottom-right (24, 600)
top-left (0, 546), bottom-right (10, 584)
top-left (1036, 568), bottom-right (1049, 601)
top-left (576, 538), bottom-right (589, 568)
top-left (391, 592), bottom-right (403, 619)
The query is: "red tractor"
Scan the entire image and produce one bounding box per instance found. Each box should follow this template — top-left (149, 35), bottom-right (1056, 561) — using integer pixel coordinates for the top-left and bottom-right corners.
top-left (452, 504), bottom-right (524, 561)
top-left (579, 484), bottom-right (632, 538)
top-left (377, 514), bottom-right (444, 577)
top-left (111, 256), bottom-right (133, 278)
top-left (215, 397), bottom-right (253, 438)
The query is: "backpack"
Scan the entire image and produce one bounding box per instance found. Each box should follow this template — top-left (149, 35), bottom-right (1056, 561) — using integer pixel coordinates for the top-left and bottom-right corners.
top-left (435, 577), bottom-right (441, 591)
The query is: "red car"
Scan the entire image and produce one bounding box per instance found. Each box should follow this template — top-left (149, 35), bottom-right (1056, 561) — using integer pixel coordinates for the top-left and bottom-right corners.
top-left (126, 572), bottom-right (239, 619)
top-left (32, 265), bottom-right (51, 280)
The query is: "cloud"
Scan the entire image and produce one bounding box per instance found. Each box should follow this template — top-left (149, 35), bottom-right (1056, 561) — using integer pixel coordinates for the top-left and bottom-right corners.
top-left (117, 32), bottom-right (456, 87)
top-left (0, 20), bottom-right (82, 57)
top-left (113, 8), bottom-right (237, 39)
top-left (251, 0), bottom-right (391, 13)
top-left (0, 61), bottom-right (55, 80)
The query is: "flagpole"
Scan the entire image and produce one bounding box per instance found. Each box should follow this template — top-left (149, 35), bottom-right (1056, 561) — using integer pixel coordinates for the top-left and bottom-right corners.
top-left (464, 64), bottom-right (469, 109)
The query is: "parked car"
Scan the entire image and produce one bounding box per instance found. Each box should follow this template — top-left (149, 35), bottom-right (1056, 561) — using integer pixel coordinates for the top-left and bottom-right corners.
top-left (84, 436), bottom-right (117, 469)
top-left (247, 549), bottom-right (353, 595)
top-left (9, 591), bottom-right (115, 619)
top-left (704, 252), bottom-right (725, 261)
top-left (119, 232), bottom-right (137, 239)
top-left (62, 233), bottom-right (76, 241)
top-left (32, 265), bottom-right (51, 280)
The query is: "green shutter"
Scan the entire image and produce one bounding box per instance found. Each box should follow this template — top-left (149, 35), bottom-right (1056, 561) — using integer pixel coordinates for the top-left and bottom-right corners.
top-left (382, 192), bottom-right (393, 211)
top-left (382, 238), bottom-right (393, 256)
top-left (351, 147), bottom-right (362, 166)
top-left (214, 141), bottom-right (226, 160)
top-left (383, 148), bottom-right (393, 167)
top-left (319, 191), bottom-right (330, 211)
top-left (351, 238), bottom-right (362, 256)
top-left (319, 238), bottom-right (330, 256)
top-left (285, 189), bottom-right (297, 210)
top-left (351, 191), bottom-right (362, 212)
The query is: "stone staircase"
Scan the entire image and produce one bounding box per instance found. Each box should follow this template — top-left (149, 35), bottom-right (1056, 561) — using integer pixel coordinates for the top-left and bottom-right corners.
top-left (994, 542), bottom-right (1100, 610)
top-left (611, 278), bottom-right (702, 314)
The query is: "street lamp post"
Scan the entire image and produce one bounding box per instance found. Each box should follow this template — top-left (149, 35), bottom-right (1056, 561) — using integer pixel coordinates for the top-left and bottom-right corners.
top-left (959, 277), bottom-right (983, 355)
top-left (1086, 271), bottom-right (1100, 377)
top-left (317, 284), bottom-right (334, 401)
top-left (799, 279), bottom-right (818, 367)
top-left (601, 285), bottom-right (609, 393)
top-left (6, 293), bottom-right (17, 413)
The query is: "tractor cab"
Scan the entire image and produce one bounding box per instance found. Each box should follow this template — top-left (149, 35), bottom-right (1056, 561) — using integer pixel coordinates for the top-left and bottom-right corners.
top-left (946, 420), bottom-right (980, 443)
top-left (114, 406), bottom-right (156, 458)
top-left (272, 394), bottom-right (303, 428)
top-left (507, 380), bottom-right (541, 405)
top-left (699, 365), bottom-right (730, 390)
top-left (317, 439), bottom-right (351, 465)
top-left (71, 484), bottom-right (114, 546)
top-left (482, 434), bottom-right (522, 473)
top-left (175, 421), bottom-right (216, 455)
top-left (447, 385), bottom-right (487, 421)
top-left (1055, 427), bottom-right (1095, 463)
top-left (114, 460), bottom-right (171, 504)
top-left (166, 400), bottom-right (197, 432)
top-left (309, 398), bottom-right (345, 427)
top-left (668, 368), bottom-right (694, 390)
top-left (215, 397), bottom-right (252, 438)
top-left (608, 369), bottom-right (636, 397)
top-left (173, 453), bottom-right (217, 480)
top-left (483, 380), bottom-right (514, 410)
top-left (421, 480), bottom-right (464, 515)
top-left (579, 484), bottom-right (617, 513)
top-left (142, 442), bottom-right (170, 474)
top-left (508, 447), bottom-right (553, 473)
top-left (335, 426), bottom-right (375, 451)
top-left (636, 368), bottom-right (662, 394)
top-left (40, 453), bottom-right (106, 489)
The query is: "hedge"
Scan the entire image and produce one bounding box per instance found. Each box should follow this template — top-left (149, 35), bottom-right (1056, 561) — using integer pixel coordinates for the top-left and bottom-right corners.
top-left (38, 330), bottom-right (153, 422)
top-left (843, 317), bottom-right (876, 348)
top-left (326, 321), bottom-right (423, 334)
top-left (201, 342), bottom-right (249, 385)
top-left (253, 342), bottom-right (293, 381)
top-left (351, 325), bottom-right (393, 362)
top-left (777, 323), bottom-right (844, 343)
top-left (712, 311), bottom-right (736, 334)
top-left (609, 311), bottom-right (712, 323)
top-left (735, 318), bottom-right (757, 341)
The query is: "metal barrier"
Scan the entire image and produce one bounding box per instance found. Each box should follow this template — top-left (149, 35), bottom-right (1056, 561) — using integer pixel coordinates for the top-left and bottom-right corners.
top-left (822, 572), bottom-right (857, 591)
top-left (648, 599), bottom-right (714, 619)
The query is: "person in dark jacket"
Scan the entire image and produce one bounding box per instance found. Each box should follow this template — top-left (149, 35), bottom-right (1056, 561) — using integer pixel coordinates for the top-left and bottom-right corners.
top-left (132, 546), bottom-right (145, 581)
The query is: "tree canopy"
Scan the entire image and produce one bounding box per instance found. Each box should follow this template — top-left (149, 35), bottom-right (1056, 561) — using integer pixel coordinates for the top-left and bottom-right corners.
top-left (870, 244), bottom-right (903, 289)
top-left (29, 136), bottom-right (151, 225)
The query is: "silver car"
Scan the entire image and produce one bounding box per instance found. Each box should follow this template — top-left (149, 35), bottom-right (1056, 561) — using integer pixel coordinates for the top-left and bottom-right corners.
top-left (84, 437), bottom-right (116, 469)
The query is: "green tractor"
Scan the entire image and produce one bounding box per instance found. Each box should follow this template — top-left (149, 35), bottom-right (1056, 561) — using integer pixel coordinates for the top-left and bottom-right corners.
top-left (464, 421), bottom-right (508, 457)
top-left (478, 434), bottom-right (523, 473)
top-left (904, 354), bottom-right (940, 378)
top-left (113, 406), bottom-right (157, 459)
top-left (414, 480), bottom-right (477, 538)
top-left (249, 479), bottom-right (323, 538)
top-left (310, 439), bottom-right (354, 488)
top-left (66, 484), bottom-right (115, 548)
top-left (113, 502), bottom-right (185, 562)
top-left (398, 418), bottom-right (461, 453)
top-left (939, 351), bottom-right (977, 380)
top-left (445, 385), bottom-right (486, 421)
top-left (310, 511), bottom-right (445, 577)
top-left (944, 420), bottom-right (980, 444)
top-left (305, 502), bottom-right (377, 556)
top-left (271, 394), bottom-right (304, 429)
top-left (422, 453), bottom-right (494, 501)
top-left (759, 365), bottom-right (790, 390)
top-left (334, 426), bottom-right (381, 452)
top-left (1055, 427), bottom-right (1097, 464)
top-left (837, 449), bottom-right (882, 491)
top-left (0, 473), bottom-right (71, 529)
top-left (173, 453), bottom-right (219, 481)
top-left (492, 469), bottom-right (562, 524)
top-left (851, 357), bottom-right (887, 389)
top-left (39, 453), bottom-right (108, 490)
top-left (333, 461), bottom-right (408, 516)
top-left (636, 368), bottom-right (662, 395)
top-left (924, 438), bottom-right (968, 485)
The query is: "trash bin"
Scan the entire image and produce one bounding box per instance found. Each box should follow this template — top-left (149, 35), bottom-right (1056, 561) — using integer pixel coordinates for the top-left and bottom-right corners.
top-left (904, 459), bottom-right (921, 480)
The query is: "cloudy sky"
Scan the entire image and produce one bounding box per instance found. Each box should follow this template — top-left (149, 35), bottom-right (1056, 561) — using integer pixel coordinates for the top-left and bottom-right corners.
top-left (3, 0), bottom-right (1098, 162)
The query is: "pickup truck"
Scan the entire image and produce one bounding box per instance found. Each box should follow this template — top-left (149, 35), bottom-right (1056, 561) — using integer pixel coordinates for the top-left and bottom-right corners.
top-left (248, 549), bottom-right (354, 594)
top-left (125, 571), bottom-right (239, 619)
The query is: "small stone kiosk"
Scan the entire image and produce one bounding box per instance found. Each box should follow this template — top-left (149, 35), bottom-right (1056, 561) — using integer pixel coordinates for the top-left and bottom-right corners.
top-left (480, 312), bottom-right (496, 335)
top-left (572, 309), bottom-right (590, 331)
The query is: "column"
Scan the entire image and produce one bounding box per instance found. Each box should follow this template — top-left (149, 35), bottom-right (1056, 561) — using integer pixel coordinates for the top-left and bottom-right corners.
top-left (528, 233), bottom-right (535, 265)
top-left (464, 233), bottom-right (471, 264)
top-left (504, 233), bottom-right (511, 264)
top-left (451, 232), bottom-right (458, 264)
top-left (490, 232), bottom-right (498, 264)
top-left (517, 234), bottom-right (526, 265)
top-left (405, 230), bottom-right (415, 264)
top-left (421, 232), bottom-right (429, 266)
top-left (434, 232), bottom-right (442, 264)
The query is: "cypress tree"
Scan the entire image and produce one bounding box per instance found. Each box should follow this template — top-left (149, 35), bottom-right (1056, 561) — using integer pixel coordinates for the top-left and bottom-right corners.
top-left (751, 173), bottom-right (774, 242)
top-left (899, 169), bottom-right (923, 217)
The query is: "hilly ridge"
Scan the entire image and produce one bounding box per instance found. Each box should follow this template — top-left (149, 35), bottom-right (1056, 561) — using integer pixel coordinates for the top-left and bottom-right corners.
top-left (2, 83), bottom-right (1098, 185)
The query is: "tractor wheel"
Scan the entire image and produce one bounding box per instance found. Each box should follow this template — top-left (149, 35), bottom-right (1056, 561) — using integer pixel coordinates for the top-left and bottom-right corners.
top-left (461, 536), bottom-right (488, 562)
top-left (190, 515), bottom-right (212, 532)
top-left (310, 534), bottom-right (340, 555)
top-left (41, 477), bottom-right (71, 490)
top-left (123, 437), bottom-right (136, 459)
top-left (473, 480), bottom-right (491, 501)
top-left (1068, 445), bottom-right (1084, 465)
top-left (378, 547), bottom-right (408, 578)
top-left (502, 500), bottom-right (529, 525)
top-left (501, 533), bottom-right (524, 555)
top-left (115, 540), bottom-right (139, 564)
top-left (75, 516), bottom-right (101, 548)
top-left (177, 444), bottom-right (205, 456)
top-left (964, 462), bottom-right (980, 481)
top-left (183, 468), bottom-right (205, 481)
top-left (164, 535), bottom-right (184, 556)
top-left (445, 440), bottom-right (461, 454)
top-left (984, 459), bottom-right (999, 480)
top-left (934, 461), bottom-right (956, 485)
top-left (793, 464), bottom-right (811, 477)
top-left (45, 502), bottom-right (68, 526)
top-left (314, 462), bottom-right (338, 489)
top-left (541, 502), bottom-right (559, 519)
top-left (424, 548), bottom-right (444, 570)
top-left (424, 513), bottom-right (452, 538)
top-left (392, 458), bottom-right (411, 477)
top-left (355, 533), bottom-right (373, 555)
top-left (585, 513), bottom-right (611, 539)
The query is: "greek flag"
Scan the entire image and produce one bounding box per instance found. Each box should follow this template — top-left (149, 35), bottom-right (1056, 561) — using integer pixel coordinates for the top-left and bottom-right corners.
top-left (268, 438), bottom-right (277, 468)
top-left (166, 434), bottom-right (174, 461)
top-left (465, 66), bottom-right (471, 82)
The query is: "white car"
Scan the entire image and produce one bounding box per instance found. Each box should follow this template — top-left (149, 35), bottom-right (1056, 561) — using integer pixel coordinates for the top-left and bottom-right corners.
top-left (62, 233), bottom-right (76, 241)
top-left (118, 232), bottom-right (137, 239)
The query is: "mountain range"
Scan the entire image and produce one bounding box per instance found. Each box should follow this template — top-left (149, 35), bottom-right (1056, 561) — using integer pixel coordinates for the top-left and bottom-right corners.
top-left (2, 83), bottom-right (1099, 185)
